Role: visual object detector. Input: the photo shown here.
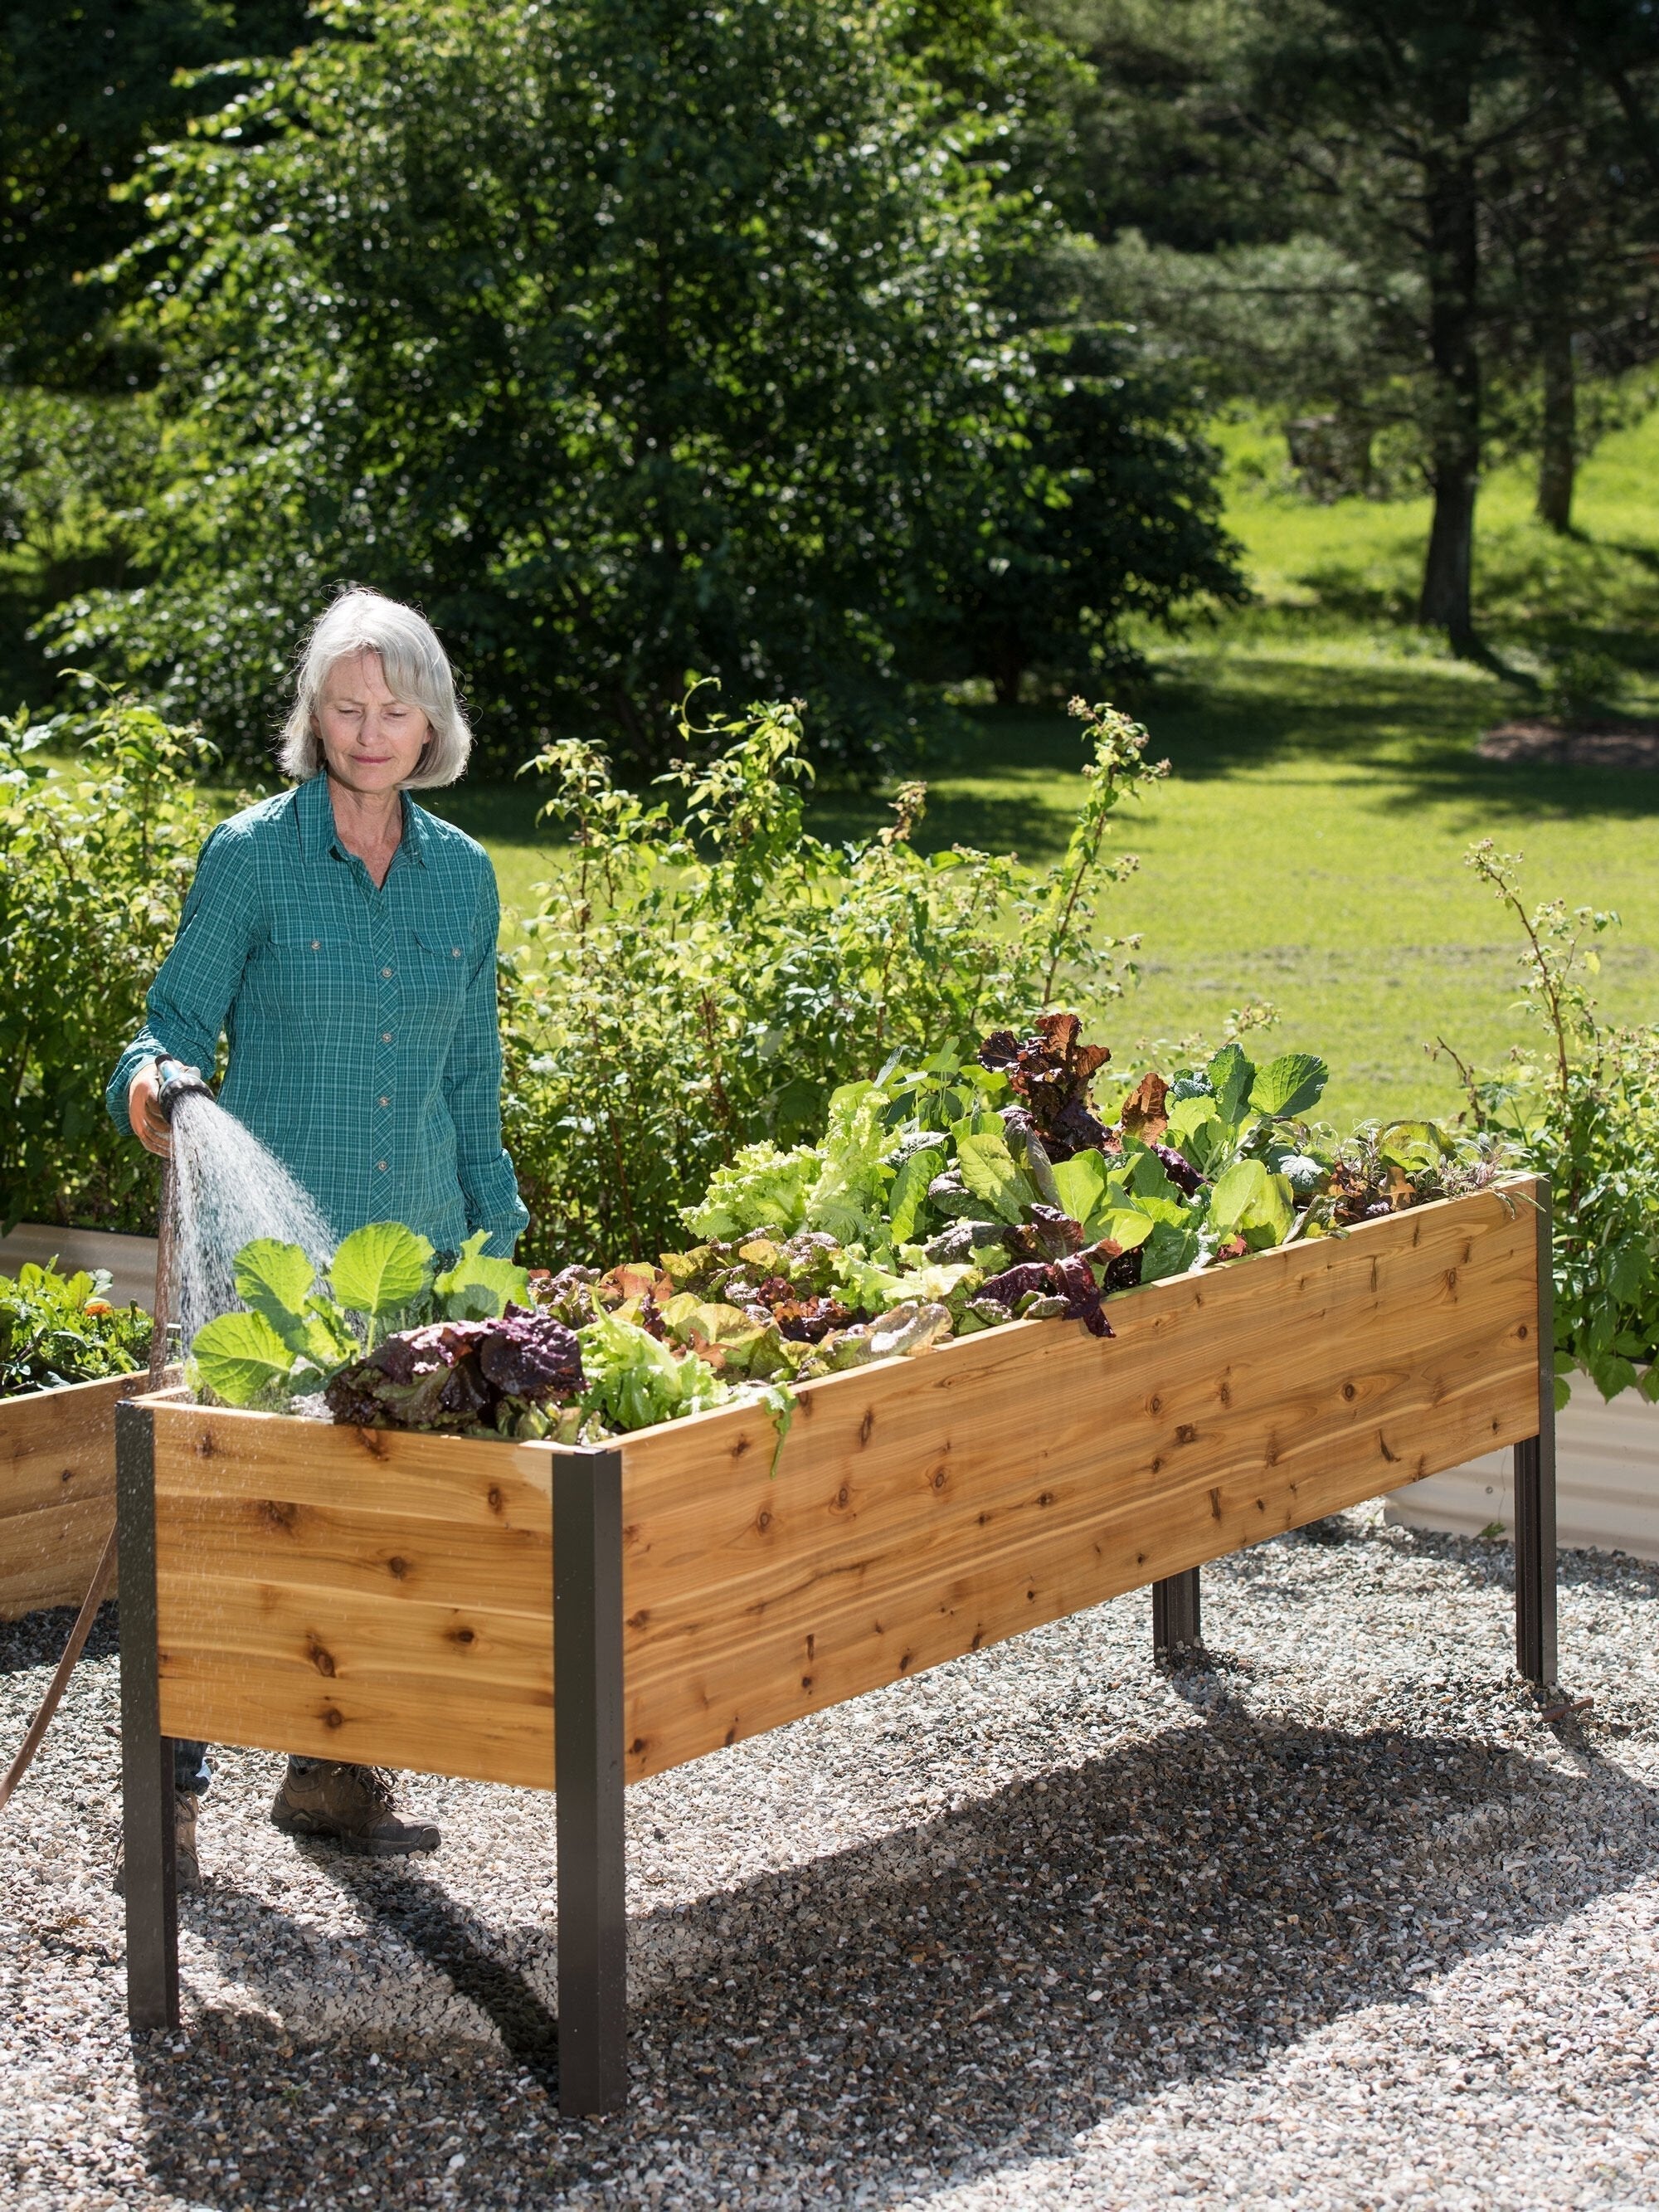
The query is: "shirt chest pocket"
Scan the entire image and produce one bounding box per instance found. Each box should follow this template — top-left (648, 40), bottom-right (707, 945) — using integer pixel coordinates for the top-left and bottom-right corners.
top-left (401, 928), bottom-right (470, 1029)
top-left (260, 930), bottom-right (368, 1032)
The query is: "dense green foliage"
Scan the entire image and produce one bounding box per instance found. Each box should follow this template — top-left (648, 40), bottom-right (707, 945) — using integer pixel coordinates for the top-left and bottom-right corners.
top-left (501, 689), bottom-right (1165, 1264)
top-left (1443, 842), bottom-right (1659, 1405)
top-left (34, 0), bottom-right (1233, 772)
top-left (0, 685), bottom-right (216, 1230)
top-left (0, 1259), bottom-right (153, 1394)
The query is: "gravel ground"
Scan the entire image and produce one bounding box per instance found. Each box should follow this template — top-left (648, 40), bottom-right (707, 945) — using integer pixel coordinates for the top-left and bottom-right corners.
top-left (2, 1504), bottom-right (1657, 2211)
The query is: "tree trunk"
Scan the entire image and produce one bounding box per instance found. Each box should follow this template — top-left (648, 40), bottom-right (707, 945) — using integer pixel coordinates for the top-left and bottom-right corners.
top-left (1536, 319), bottom-right (1576, 533)
top-left (1417, 110), bottom-right (1481, 650)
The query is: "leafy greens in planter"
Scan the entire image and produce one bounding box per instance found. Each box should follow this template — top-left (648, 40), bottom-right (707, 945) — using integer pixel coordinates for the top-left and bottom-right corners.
top-left (0, 1260), bottom-right (153, 1396)
top-left (196, 1011), bottom-right (1504, 1446)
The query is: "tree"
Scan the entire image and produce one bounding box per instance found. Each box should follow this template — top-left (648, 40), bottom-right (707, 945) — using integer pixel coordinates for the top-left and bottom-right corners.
top-left (919, 323), bottom-right (1243, 703)
top-left (0, 1), bottom-right (311, 391)
top-left (48, 0), bottom-right (1236, 770)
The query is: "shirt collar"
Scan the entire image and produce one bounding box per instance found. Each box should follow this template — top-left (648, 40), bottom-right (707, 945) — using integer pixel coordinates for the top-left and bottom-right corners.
top-left (294, 771), bottom-right (426, 869)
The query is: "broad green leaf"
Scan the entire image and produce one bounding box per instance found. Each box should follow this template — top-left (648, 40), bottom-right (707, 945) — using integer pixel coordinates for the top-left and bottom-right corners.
top-left (1206, 1042), bottom-right (1255, 1127)
top-left (1165, 1094), bottom-right (1226, 1173)
top-left (434, 1229), bottom-right (529, 1320)
top-left (1126, 1145), bottom-right (1179, 1201)
top-left (1249, 1052), bottom-right (1329, 1119)
top-left (1050, 1149), bottom-right (1113, 1240)
top-left (1141, 1216), bottom-right (1200, 1281)
top-left (233, 1239), bottom-right (317, 1329)
top-left (888, 1147), bottom-right (943, 1245)
top-left (1209, 1159), bottom-right (1295, 1249)
top-left (190, 1312), bottom-right (298, 1406)
top-left (954, 1126), bottom-right (1038, 1225)
top-left (1098, 1207), bottom-right (1155, 1253)
top-left (328, 1221), bottom-right (435, 1317)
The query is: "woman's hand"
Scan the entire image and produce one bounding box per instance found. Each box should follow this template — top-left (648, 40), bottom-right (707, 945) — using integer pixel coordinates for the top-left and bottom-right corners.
top-left (128, 1060), bottom-right (173, 1157)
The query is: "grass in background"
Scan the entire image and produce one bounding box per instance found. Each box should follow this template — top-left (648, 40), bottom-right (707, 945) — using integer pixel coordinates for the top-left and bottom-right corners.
top-left (432, 405), bottom-right (1659, 1130)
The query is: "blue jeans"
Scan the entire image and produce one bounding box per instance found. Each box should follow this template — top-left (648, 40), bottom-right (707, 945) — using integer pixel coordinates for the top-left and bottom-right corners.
top-left (172, 1742), bottom-right (327, 1795)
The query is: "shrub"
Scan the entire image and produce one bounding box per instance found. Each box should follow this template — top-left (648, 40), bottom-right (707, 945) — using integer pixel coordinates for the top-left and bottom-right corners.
top-left (500, 688), bottom-right (1166, 1264)
top-left (0, 683), bottom-right (216, 1231)
top-left (1438, 840), bottom-right (1659, 1405)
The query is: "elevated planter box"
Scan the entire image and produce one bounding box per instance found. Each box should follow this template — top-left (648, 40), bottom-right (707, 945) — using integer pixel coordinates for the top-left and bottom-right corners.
top-left (0, 1371), bottom-right (155, 1620)
top-left (117, 1179), bottom-right (1557, 2113)
top-left (1386, 1376), bottom-right (1659, 1565)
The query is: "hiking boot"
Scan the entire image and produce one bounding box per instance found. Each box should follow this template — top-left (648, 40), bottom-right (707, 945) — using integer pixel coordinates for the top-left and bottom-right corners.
top-left (111, 1791), bottom-right (202, 1896)
top-left (270, 1760), bottom-right (440, 1856)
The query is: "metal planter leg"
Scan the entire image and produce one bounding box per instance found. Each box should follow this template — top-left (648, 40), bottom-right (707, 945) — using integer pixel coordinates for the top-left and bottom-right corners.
top-left (117, 1400), bottom-right (179, 2033)
top-left (1515, 1179), bottom-right (1559, 1690)
top-left (1152, 1567), bottom-right (1201, 1656)
top-left (552, 1446), bottom-right (627, 2117)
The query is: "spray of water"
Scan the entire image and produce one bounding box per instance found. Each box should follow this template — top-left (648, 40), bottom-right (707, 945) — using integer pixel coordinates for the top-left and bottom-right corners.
top-left (166, 1093), bottom-right (333, 1356)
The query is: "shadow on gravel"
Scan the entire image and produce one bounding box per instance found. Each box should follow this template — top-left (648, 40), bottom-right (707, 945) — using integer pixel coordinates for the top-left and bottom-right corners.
top-left (0, 1597), bottom-right (118, 1678)
top-left (122, 1703), bottom-right (1659, 2209)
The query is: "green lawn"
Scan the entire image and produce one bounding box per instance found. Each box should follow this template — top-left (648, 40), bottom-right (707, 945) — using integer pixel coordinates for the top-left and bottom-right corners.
top-left (433, 410), bottom-right (1659, 1131)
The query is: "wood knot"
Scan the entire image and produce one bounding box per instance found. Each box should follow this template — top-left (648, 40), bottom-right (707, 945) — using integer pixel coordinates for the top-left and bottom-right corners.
top-left (1175, 1424), bottom-right (1197, 1445)
top-left (859, 1410), bottom-right (875, 1446)
top-left (630, 1737), bottom-right (647, 1757)
top-left (801, 1674), bottom-right (814, 1689)
top-left (486, 1487), bottom-right (504, 1513)
top-left (1341, 1381), bottom-right (1356, 1402)
top-left (387, 1555), bottom-right (410, 1580)
top-left (1217, 1381), bottom-right (1232, 1407)
top-left (805, 1632), bottom-right (815, 1659)
top-left (307, 1639), bottom-right (336, 1678)
top-left (627, 1609), bottom-right (649, 1631)
top-left (353, 1427), bottom-right (389, 1459)
top-left (898, 1650), bottom-right (912, 1669)
top-left (58, 1467), bottom-right (75, 1486)
top-left (1037, 1489), bottom-right (1053, 1507)
top-left (834, 1484), bottom-right (849, 1509)
top-left (732, 1435), bottom-right (752, 1459)
top-left (932, 1466), bottom-right (948, 1491)
top-left (1378, 1431), bottom-right (1400, 1464)
top-left (323, 1707), bottom-right (343, 1729)
top-left (1209, 1488), bottom-right (1222, 1522)
top-left (194, 1430), bottom-right (216, 1459)
top-left (451, 1625), bottom-right (476, 1645)
top-left (755, 1508), bottom-right (772, 1533)
top-left (260, 1499), bottom-right (298, 1535)
top-left (1148, 1394), bottom-right (1163, 1415)
top-left (1517, 1323), bottom-right (1529, 1340)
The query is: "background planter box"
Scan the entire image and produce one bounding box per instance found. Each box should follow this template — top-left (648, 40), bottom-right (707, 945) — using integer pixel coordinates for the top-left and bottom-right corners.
top-left (118, 1179), bottom-right (1555, 2112)
top-left (1386, 1380), bottom-right (1659, 1564)
top-left (0, 1372), bottom-right (153, 1619)
top-left (0, 1222), bottom-right (158, 1313)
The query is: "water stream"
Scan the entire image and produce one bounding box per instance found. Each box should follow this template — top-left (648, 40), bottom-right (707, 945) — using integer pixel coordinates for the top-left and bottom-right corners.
top-left (165, 1092), bottom-right (333, 1357)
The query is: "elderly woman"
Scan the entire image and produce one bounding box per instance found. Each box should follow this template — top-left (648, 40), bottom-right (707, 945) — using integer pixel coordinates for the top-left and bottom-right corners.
top-left (108, 587), bottom-right (528, 1880)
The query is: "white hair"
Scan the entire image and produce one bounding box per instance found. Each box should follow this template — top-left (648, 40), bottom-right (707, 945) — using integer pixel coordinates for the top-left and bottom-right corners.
top-left (278, 588), bottom-right (473, 787)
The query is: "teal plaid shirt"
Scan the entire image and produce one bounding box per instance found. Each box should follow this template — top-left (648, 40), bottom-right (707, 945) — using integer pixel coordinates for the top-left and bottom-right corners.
top-left (106, 772), bottom-right (528, 1256)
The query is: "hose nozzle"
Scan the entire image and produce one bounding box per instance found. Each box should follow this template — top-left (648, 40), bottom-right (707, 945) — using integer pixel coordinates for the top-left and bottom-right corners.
top-left (155, 1059), bottom-right (212, 1123)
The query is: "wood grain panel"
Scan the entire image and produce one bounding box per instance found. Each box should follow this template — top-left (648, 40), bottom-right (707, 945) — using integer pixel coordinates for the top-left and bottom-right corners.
top-left (0, 1371), bottom-right (148, 1619)
top-left (618, 1182), bottom-right (1543, 1780)
top-left (150, 1406), bottom-right (554, 1787)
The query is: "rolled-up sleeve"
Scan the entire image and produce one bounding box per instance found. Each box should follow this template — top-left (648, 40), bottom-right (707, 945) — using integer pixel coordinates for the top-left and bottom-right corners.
top-left (441, 865), bottom-right (528, 1256)
top-left (105, 826), bottom-right (256, 1130)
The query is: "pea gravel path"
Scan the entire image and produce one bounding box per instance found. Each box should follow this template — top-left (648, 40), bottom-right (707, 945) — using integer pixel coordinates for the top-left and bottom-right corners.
top-left (2, 1505), bottom-right (1656, 2211)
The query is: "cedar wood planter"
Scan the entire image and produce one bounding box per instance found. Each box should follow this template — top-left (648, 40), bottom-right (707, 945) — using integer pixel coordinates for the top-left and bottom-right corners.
top-left (0, 1371), bottom-right (153, 1620)
top-left (117, 1177), bottom-right (1559, 2112)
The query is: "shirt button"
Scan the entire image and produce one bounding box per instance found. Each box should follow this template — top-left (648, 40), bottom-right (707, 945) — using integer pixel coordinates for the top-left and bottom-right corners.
top-left (451, 948), bottom-right (461, 957)
top-left (310, 939), bottom-right (320, 951)
top-left (382, 966), bottom-right (392, 979)
top-left (378, 1096), bottom-right (390, 1108)
top-left (376, 1160), bottom-right (387, 1172)
top-left (382, 1032), bottom-right (393, 1044)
